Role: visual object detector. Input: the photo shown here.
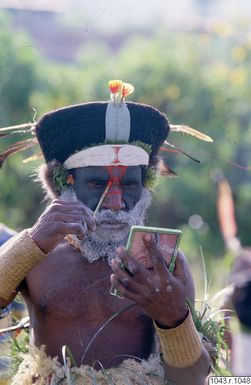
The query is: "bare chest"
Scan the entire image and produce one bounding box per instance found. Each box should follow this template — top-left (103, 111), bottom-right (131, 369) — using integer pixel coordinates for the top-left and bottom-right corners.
top-left (25, 244), bottom-right (118, 320)
top-left (23, 244), bottom-right (154, 366)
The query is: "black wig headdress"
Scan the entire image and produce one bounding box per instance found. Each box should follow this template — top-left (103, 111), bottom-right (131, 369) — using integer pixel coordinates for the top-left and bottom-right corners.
top-left (0, 80), bottom-right (213, 181)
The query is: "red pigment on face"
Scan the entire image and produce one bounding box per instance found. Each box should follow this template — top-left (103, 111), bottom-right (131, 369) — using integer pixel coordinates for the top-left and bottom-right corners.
top-left (102, 165), bottom-right (128, 209)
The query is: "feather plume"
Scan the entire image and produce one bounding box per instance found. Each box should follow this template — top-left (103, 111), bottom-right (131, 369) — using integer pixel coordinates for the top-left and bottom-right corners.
top-left (0, 138), bottom-right (38, 168)
top-left (121, 82), bottom-right (134, 98)
top-left (22, 152), bottom-right (43, 164)
top-left (108, 80), bottom-right (122, 95)
top-left (158, 159), bottom-right (177, 177)
top-left (217, 179), bottom-right (237, 242)
top-left (162, 141), bottom-right (201, 163)
top-left (0, 122), bottom-right (34, 134)
top-left (170, 124), bottom-right (214, 143)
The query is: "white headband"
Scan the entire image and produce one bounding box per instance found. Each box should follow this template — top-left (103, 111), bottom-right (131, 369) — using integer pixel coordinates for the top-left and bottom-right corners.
top-left (63, 144), bottom-right (149, 169)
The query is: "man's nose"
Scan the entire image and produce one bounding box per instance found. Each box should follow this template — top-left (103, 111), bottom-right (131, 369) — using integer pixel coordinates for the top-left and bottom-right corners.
top-left (102, 185), bottom-right (126, 211)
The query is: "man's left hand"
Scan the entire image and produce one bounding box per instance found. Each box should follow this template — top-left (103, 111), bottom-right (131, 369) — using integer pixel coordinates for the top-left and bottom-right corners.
top-left (110, 235), bottom-right (188, 328)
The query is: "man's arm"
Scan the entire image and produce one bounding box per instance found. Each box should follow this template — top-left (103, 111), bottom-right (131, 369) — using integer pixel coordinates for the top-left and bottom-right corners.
top-left (163, 349), bottom-right (210, 385)
top-left (0, 224), bottom-right (18, 308)
top-left (154, 249), bottom-right (211, 385)
top-left (0, 229), bottom-right (47, 305)
top-left (0, 199), bottom-right (95, 306)
top-left (110, 238), bottom-right (211, 385)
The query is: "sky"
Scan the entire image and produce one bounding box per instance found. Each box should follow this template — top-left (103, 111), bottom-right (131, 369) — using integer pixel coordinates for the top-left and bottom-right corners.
top-left (2, 0), bottom-right (251, 32)
top-left (60, 0), bottom-right (251, 31)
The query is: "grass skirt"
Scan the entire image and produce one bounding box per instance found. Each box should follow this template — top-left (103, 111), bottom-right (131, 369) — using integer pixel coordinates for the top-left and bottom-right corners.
top-left (9, 345), bottom-right (164, 385)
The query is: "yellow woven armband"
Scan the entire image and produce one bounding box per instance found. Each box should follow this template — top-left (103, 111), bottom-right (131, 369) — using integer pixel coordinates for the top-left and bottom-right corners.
top-left (0, 230), bottom-right (47, 301)
top-left (154, 310), bottom-right (202, 368)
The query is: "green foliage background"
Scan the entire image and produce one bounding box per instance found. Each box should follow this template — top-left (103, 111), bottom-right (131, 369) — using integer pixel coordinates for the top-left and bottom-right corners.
top-left (0, 11), bottom-right (250, 289)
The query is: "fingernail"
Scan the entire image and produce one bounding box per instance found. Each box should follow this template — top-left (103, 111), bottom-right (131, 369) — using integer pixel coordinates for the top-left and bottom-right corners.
top-left (111, 259), bottom-right (117, 268)
top-left (127, 261), bottom-right (136, 274)
top-left (144, 234), bottom-right (152, 241)
top-left (116, 246), bottom-right (124, 253)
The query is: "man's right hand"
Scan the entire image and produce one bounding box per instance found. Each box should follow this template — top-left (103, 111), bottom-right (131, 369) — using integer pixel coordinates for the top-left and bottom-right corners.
top-left (28, 199), bottom-right (96, 253)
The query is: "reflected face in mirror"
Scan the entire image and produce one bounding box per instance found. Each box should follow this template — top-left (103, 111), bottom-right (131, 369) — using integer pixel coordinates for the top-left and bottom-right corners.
top-left (129, 231), bottom-right (180, 268)
top-left (71, 165), bottom-right (143, 211)
top-left (129, 231), bottom-right (153, 269)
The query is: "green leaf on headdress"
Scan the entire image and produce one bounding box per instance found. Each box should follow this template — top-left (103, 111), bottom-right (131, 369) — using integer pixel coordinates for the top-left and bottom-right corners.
top-left (130, 141), bottom-right (152, 156)
top-left (143, 167), bottom-right (159, 191)
top-left (53, 165), bottom-right (68, 192)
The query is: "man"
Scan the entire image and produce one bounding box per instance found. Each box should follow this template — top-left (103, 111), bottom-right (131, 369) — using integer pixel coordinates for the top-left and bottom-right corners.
top-left (0, 81), bottom-right (211, 385)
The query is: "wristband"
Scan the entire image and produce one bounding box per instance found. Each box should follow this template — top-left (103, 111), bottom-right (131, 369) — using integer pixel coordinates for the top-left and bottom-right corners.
top-left (154, 309), bottom-right (202, 368)
top-left (0, 230), bottom-right (47, 301)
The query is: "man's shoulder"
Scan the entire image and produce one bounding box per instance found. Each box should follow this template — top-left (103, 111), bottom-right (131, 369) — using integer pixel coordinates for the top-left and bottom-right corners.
top-left (47, 239), bottom-right (78, 258)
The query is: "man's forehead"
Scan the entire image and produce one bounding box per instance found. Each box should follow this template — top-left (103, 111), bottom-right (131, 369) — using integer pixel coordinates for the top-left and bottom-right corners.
top-left (73, 165), bottom-right (142, 179)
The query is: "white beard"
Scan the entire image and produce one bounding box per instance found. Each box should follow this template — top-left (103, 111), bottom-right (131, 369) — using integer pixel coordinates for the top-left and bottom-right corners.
top-left (60, 188), bottom-right (152, 264)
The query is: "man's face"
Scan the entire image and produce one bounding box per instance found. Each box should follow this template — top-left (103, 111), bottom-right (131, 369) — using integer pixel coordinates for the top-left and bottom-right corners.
top-left (72, 165), bottom-right (143, 212)
top-left (61, 165), bottom-right (152, 264)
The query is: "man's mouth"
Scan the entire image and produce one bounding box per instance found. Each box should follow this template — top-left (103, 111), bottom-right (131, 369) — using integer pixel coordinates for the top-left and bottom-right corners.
top-left (97, 221), bottom-right (128, 230)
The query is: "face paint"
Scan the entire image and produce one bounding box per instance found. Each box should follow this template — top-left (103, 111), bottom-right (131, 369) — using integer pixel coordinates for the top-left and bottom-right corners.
top-left (102, 166), bottom-right (128, 211)
top-left (94, 180), bottom-right (113, 214)
top-left (72, 166), bottom-right (143, 211)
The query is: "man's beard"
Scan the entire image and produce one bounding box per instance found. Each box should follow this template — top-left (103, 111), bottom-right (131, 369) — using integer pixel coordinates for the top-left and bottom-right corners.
top-left (60, 188), bottom-right (152, 264)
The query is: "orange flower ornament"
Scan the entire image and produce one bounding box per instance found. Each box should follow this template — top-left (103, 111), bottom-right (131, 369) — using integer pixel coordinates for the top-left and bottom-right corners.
top-left (108, 80), bottom-right (134, 103)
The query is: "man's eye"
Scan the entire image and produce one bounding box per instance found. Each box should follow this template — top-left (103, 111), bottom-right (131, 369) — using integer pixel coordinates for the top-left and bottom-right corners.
top-left (88, 181), bottom-right (105, 188)
top-left (122, 181), bottom-right (138, 188)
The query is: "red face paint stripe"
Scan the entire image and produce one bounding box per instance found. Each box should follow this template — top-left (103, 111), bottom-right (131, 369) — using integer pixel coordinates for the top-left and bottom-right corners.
top-left (101, 165), bottom-right (128, 210)
top-left (105, 165), bottom-right (128, 183)
top-left (105, 191), bottom-right (122, 196)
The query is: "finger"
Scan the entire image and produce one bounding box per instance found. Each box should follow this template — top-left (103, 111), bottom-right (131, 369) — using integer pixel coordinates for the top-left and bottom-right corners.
top-left (44, 214), bottom-right (88, 236)
top-left (114, 256), bottom-right (155, 293)
top-left (47, 213), bottom-right (84, 224)
top-left (114, 247), bottom-right (132, 273)
top-left (76, 204), bottom-right (96, 231)
top-left (50, 199), bottom-right (90, 210)
top-left (115, 272), bottom-right (145, 294)
top-left (173, 250), bottom-right (186, 279)
top-left (55, 222), bottom-right (87, 240)
top-left (46, 202), bottom-right (85, 215)
top-left (51, 199), bottom-right (77, 205)
top-left (115, 246), bottom-right (129, 260)
top-left (47, 202), bottom-right (96, 231)
top-left (110, 275), bottom-right (139, 302)
top-left (81, 212), bottom-right (96, 232)
top-left (53, 199), bottom-right (91, 210)
top-left (50, 199), bottom-right (93, 213)
top-left (143, 235), bottom-right (170, 277)
top-left (111, 258), bottom-right (147, 293)
top-left (115, 245), bottom-right (155, 284)
top-left (111, 256), bottom-right (132, 276)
